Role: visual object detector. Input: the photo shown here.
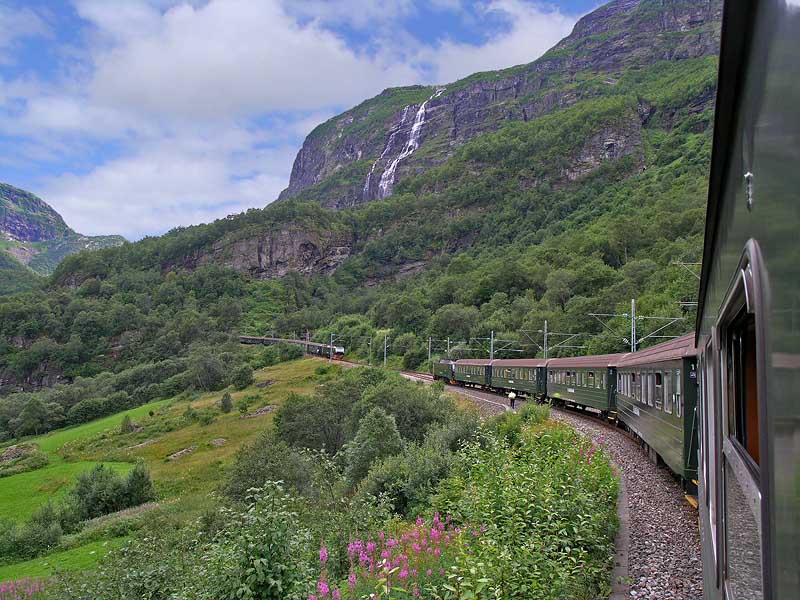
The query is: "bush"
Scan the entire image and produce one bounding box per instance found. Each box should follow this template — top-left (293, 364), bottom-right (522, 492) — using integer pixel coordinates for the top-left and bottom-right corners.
top-left (70, 463), bottom-right (155, 521)
top-left (223, 432), bottom-right (314, 500)
top-left (219, 392), bottom-right (233, 413)
top-left (119, 415), bottom-right (135, 434)
top-left (431, 424), bottom-right (619, 599)
top-left (350, 376), bottom-right (451, 443)
top-left (230, 364), bottom-right (254, 390)
top-left (344, 407), bottom-right (403, 486)
top-left (188, 484), bottom-right (316, 600)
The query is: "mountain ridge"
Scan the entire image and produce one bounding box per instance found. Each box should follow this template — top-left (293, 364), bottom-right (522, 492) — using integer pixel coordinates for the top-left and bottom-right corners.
top-left (0, 182), bottom-right (126, 285)
top-left (278, 0), bottom-right (721, 209)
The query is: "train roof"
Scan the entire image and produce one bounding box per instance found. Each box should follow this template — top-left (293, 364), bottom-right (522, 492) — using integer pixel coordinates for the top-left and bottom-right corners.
top-left (546, 353), bottom-right (626, 368)
top-left (616, 334), bottom-right (696, 368)
top-left (455, 359), bottom-right (492, 366)
top-left (491, 358), bottom-right (548, 367)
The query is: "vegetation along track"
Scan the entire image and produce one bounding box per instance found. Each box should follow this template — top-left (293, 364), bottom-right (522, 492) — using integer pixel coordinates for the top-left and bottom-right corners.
top-left (551, 407), bottom-right (702, 600)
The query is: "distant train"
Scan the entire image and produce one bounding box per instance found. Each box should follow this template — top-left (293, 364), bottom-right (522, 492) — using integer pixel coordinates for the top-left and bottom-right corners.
top-left (239, 336), bottom-right (345, 360)
top-left (432, 333), bottom-right (699, 495)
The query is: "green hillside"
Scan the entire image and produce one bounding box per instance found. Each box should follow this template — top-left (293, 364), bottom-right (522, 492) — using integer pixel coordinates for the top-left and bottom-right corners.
top-left (1, 183), bottom-right (126, 291)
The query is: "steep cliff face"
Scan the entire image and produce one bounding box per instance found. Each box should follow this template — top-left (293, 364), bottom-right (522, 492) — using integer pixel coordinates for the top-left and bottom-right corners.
top-left (279, 0), bottom-right (722, 209)
top-left (0, 183), bottom-right (126, 282)
top-left (194, 224), bottom-right (353, 279)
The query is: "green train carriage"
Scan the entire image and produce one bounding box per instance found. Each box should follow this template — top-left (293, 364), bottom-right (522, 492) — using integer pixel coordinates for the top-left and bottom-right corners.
top-left (545, 354), bottom-right (624, 418)
top-left (453, 359), bottom-right (492, 388)
top-left (615, 334), bottom-right (699, 492)
top-left (490, 358), bottom-right (547, 398)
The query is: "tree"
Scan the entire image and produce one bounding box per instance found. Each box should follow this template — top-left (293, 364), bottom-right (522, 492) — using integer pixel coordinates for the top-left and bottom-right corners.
top-left (17, 397), bottom-right (50, 435)
top-left (120, 415), bottom-right (135, 434)
top-left (220, 392), bottom-right (233, 413)
top-left (345, 407), bottom-right (403, 486)
top-left (124, 463), bottom-right (155, 507)
top-left (230, 365), bottom-right (254, 390)
top-left (190, 353), bottom-right (226, 391)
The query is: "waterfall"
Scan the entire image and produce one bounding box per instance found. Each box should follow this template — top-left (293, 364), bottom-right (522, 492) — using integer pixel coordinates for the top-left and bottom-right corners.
top-left (364, 88), bottom-right (445, 200)
top-left (363, 106), bottom-right (410, 198)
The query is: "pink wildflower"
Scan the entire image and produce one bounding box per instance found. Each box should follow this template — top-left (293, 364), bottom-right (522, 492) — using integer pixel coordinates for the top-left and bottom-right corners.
top-left (426, 569), bottom-right (433, 576)
top-left (416, 516), bottom-right (424, 527)
top-left (366, 541), bottom-right (377, 553)
top-left (332, 589), bottom-right (342, 600)
top-left (434, 547), bottom-right (441, 557)
top-left (317, 580), bottom-right (329, 596)
top-left (399, 569), bottom-right (409, 579)
top-left (348, 572), bottom-right (357, 588)
top-left (320, 546), bottom-right (328, 564)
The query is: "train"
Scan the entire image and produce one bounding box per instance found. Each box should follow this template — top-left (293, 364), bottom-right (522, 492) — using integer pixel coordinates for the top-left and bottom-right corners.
top-left (239, 335), bottom-right (345, 359)
top-left (432, 335), bottom-right (699, 495)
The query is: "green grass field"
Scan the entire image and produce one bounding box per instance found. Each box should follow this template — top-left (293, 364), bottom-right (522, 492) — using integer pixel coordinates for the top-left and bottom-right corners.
top-left (0, 461), bottom-right (132, 523)
top-left (0, 538), bottom-right (126, 581)
top-left (0, 358), bottom-right (326, 582)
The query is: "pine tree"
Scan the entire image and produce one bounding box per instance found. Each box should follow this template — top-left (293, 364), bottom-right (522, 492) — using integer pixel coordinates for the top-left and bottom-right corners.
top-left (220, 392), bottom-right (233, 413)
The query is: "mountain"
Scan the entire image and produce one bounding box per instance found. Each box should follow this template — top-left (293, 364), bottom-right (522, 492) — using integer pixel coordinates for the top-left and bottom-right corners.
top-left (279, 0), bottom-right (721, 209)
top-left (0, 183), bottom-right (126, 287)
top-left (2, 0), bottom-right (721, 396)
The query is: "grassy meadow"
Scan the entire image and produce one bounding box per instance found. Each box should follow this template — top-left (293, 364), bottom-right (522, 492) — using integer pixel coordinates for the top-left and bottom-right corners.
top-left (0, 357), bottom-right (328, 580)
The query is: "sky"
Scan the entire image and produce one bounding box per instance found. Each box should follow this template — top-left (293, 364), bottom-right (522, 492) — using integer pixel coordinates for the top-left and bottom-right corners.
top-left (0, 0), bottom-right (598, 240)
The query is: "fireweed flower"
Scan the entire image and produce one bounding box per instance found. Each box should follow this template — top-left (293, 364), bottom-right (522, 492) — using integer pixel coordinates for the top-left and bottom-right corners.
top-left (332, 589), bottom-right (342, 600)
top-left (317, 580), bottom-right (330, 596)
top-left (319, 546), bottom-right (328, 564)
top-left (366, 541), bottom-right (377, 553)
top-left (348, 572), bottom-right (357, 588)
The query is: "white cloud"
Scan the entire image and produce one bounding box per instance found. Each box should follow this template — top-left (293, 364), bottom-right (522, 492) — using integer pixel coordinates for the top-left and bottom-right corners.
top-left (0, 5), bottom-right (50, 63)
top-left (420, 0), bottom-right (577, 83)
top-left (3, 0), bottom-right (585, 240)
top-left (41, 140), bottom-right (291, 239)
top-left (80, 0), bottom-right (422, 118)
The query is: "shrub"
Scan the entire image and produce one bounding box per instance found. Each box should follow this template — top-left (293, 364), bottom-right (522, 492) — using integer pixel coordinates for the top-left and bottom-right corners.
top-left (125, 463), bottom-right (156, 507)
top-left (223, 432), bottom-right (314, 500)
top-left (345, 407), bottom-right (403, 486)
top-left (119, 415), bottom-right (135, 434)
top-left (188, 484), bottom-right (317, 600)
top-left (431, 424), bottom-right (618, 599)
top-left (230, 364), bottom-right (254, 390)
top-left (350, 376), bottom-right (452, 443)
top-left (70, 463), bottom-right (155, 521)
top-left (237, 398), bottom-right (249, 414)
top-left (219, 392), bottom-right (233, 413)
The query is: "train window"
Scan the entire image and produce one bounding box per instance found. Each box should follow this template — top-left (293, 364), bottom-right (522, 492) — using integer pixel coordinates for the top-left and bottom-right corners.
top-left (648, 373), bottom-right (655, 407)
top-left (675, 370), bottom-right (682, 418)
top-left (655, 372), bottom-right (663, 410)
top-left (664, 370), bottom-right (673, 414)
top-left (725, 309), bottom-right (760, 467)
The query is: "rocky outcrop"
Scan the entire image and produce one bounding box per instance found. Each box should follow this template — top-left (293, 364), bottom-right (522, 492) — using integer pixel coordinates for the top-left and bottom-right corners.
top-left (195, 224), bottom-right (353, 279)
top-left (278, 0), bottom-right (722, 209)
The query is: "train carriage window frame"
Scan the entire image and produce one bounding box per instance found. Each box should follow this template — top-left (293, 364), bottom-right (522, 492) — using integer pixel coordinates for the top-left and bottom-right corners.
top-left (655, 372), bottom-right (663, 410)
top-left (715, 240), bottom-right (769, 598)
top-left (664, 370), bottom-right (673, 414)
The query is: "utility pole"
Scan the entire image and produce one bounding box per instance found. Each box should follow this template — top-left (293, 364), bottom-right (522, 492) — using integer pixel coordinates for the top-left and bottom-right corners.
top-left (383, 335), bottom-right (388, 368)
top-left (543, 320), bottom-right (548, 359)
top-left (447, 337), bottom-right (451, 358)
top-left (589, 298), bottom-right (684, 353)
top-left (428, 337), bottom-right (432, 373)
top-left (490, 330), bottom-right (494, 360)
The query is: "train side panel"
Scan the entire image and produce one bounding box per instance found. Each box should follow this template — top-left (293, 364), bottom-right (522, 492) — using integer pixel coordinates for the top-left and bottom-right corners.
top-left (546, 367), bottom-right (614, 413)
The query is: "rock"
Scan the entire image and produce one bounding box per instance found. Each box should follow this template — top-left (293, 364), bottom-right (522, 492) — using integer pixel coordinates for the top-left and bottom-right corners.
top-left (211, 438), bottom-right (227, 447)
top-left (241, 405), bottom-right (277, 419)
top-left (167, 446), bottom-right (197, 461)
